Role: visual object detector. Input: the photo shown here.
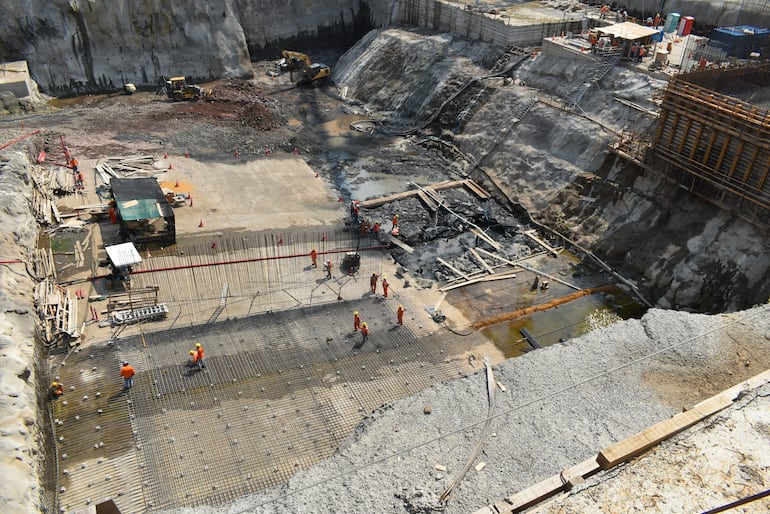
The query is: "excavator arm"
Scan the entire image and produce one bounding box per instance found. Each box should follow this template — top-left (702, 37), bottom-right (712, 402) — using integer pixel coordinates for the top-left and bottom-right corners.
top-left (280, 50), bottom-right (312, 70)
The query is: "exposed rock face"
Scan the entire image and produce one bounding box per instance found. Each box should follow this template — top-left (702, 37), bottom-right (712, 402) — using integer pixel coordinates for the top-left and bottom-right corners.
top-left (0, 0), bottom-right (384, 95)
top-left (0, 151), bottom-right (42, 514)
top-left (335, 28), bottom-right (769, 312)
top-left (619, 0), bottom-right (770, 28)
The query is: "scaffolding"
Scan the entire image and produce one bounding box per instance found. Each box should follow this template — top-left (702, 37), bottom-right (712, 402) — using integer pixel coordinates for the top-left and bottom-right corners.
top-left (650, 67), bottom-right (770, 225)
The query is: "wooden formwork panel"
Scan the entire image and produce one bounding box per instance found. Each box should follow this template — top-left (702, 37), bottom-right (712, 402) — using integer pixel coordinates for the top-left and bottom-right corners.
top-left (652, 77), bottom-right (770, 212)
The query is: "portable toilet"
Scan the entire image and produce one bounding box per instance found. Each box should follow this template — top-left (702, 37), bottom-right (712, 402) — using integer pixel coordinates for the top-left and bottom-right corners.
top-left (664, 13), bottom-right (681, 33)
top-left (678, 16), bottom-right (695, 36)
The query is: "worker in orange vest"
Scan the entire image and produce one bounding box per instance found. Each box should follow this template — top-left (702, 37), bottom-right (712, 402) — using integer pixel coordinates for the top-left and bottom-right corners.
top-left (50, 381), bottom-right (64, 399)
top-left (353, 311), bottom-right (361, 332)
top-left (381, 276), bottom-right (389, 298)
top-left (120, 361), bottom-right (136, 389)
top-left (372, 221), bottom-right (381, 234)
top-left (397, 304), bottom-right (405, 326)
top-left (70, 157), bottom-right (79, 173)
top-left (194, 343), bottom-right (205, 370)
top-left (360, 322), bottom-right (369, 344)
top-left (370, 272), bottom-right (379, 294)
top-left (310, 248), bottom-right (318, 268)
top-left (392, 214), bottom-right (399, 227)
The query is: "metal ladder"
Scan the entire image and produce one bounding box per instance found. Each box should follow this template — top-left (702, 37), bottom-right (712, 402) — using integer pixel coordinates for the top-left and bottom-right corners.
top-left (566, 47), bottom-right (622, 109)
top-left (111, 304), bottom-right (169, 325)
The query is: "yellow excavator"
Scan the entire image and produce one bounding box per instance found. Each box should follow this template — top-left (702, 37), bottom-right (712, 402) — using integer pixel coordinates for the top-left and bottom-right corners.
top-left (159, 76), bottom-right (212, 101)
top-left (279, 50), bottom-right (331, 85)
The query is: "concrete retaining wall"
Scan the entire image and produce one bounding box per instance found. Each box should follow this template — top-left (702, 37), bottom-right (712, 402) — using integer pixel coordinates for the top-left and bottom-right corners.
top-left (396, 0), bottom-right (586, 47)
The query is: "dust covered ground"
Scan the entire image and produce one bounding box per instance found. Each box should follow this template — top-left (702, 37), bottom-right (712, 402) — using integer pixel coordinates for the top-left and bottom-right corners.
top-left (3, 25), bottom-right (770, 514)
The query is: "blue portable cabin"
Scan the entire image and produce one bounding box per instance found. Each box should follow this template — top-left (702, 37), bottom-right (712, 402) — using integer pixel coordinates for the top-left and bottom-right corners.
top-left (709, 25), bottom-right (770, 58)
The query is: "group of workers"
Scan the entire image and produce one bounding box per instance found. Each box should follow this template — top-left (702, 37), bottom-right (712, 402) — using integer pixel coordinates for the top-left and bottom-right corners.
top-left (187, 342), bottom-right (206, 371)
top-left (353, 304), bottom-right (406, 344)
top-left (51, 361), bottom-right (136, 399)
top-left (65, 147), bottom-right (84, 190)
top-left (51, 348), bottom-right (205, 400)
top-left (350, 201), bottom-right (401, 237)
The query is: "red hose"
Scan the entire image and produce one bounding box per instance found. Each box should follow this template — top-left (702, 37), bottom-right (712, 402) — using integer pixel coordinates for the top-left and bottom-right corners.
top-left (93, 244), bottom-right (389, 280)
top-left (0, 259), bottom-right (24, 264)
top-left (0, 130), bottom-right (41, 150)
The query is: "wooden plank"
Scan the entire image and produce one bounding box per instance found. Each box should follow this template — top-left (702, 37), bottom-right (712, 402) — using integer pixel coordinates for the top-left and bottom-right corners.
top-left (480, 457), bottom-right (600, 514)
top-left (358, 180), bottom-right (467, 208)
top-left (358, 189), bottom-right (419, 208)
top-left (437, 257), bottom-right (470, 280)
top-left (469, 227), bottom-right (502, 250)
top-left (439, 271), bottom-right (520, 292)
top-left (430, 179), bottom-right (467, 190)
top-left (384, 234), bottom-right (414, 254)
top-left (417, 190), bottom-right (438, 212)
top-left (524, 230), bottom-right (560, 257)
top-left (424, 187), bottom-right (445, 207)
top-left (597, 394), bottom-right (732, 469)
top-left (433, 292), bottom-right (447, 312)
top-left (475, 248), bottom-right (581, 290)
top-left (464, 179), bottom-right (490, 199)
top-left (469, 248), bottom-right (494, 274)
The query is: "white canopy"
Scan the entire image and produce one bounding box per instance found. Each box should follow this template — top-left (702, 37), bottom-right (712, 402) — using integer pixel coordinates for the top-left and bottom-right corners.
top-left (105, 242), bottom-right (142, 268)
top-left (598, 22), bottom-right (661, 40)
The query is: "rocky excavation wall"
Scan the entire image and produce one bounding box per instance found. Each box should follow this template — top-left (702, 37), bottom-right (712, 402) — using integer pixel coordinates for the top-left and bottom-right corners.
top-left (336, 28), bottom-right (769, 312)
top-left (0, 151), bottom-right (44, 514)
top-left (0, 0), bottom-right (388, 95)
top-left (620, 0), bottom-right (770, 28)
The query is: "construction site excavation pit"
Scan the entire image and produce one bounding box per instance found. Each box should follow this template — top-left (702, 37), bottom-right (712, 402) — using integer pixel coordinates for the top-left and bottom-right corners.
top-left (2, 2), bottom-right (770, 514)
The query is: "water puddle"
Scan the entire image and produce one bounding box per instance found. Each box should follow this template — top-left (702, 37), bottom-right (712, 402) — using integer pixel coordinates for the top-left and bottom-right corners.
top-left (482, 288), bottom-right (646, 358)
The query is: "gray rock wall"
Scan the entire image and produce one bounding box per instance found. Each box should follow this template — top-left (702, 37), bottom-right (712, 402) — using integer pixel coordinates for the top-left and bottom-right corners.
top-left (0, 0), bottom-right (387, 95)
top-left (620, 0), bottom-right (770, 28)
top-left (0, 151), bottom-right (42, 514)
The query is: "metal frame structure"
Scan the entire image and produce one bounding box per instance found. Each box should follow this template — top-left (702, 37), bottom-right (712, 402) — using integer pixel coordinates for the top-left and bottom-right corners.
top-left (651, 66), bottom-right (770, 225)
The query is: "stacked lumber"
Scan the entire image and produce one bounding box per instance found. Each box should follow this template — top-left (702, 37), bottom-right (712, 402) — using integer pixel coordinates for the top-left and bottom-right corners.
top-left (31, 248), bottom-right (56, 280)
top-left (34, 279), bottom-right (78, 344)
top-left (95, 155), bottom-right (164, 183)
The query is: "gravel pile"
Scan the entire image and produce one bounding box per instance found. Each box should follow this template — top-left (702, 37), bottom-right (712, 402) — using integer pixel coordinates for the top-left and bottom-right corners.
top-left (161, 305), bottom-right (770, 514)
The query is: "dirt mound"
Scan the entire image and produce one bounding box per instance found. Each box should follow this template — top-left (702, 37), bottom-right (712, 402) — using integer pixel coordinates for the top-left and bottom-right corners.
top-left (156, 80), bottom-right (284, 131)
top-left (210, 81), bottom-right (283, 130)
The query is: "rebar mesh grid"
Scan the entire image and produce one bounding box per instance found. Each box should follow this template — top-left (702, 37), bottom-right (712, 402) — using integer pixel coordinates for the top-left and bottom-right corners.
top-left (52, 228), bottom-right (472, 512)
top-left (124, 300), bottom-right (467, 511)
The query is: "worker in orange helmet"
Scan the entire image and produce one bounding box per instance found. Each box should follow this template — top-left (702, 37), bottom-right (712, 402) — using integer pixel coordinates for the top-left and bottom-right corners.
top-left (187, 350), bottom-right (198, 368)
top-left (50, 381), bottom-right (64, 399)
top-left (310, 247), bottom-right (318, 268)
top-left (194, 343), bottom-right (205, 370)
top-left (353, 311), bottom-right (361, 332)
top-left (381, 275), bottom-right (389, 298)
top-left (120, 361), bottom-right (136, 390)
top-left (370, 272), bottom-right (379, 294)
top-left (397, 304), bottom-right (405, 326)
top-left (360, 322), bottom-right (369, 344)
